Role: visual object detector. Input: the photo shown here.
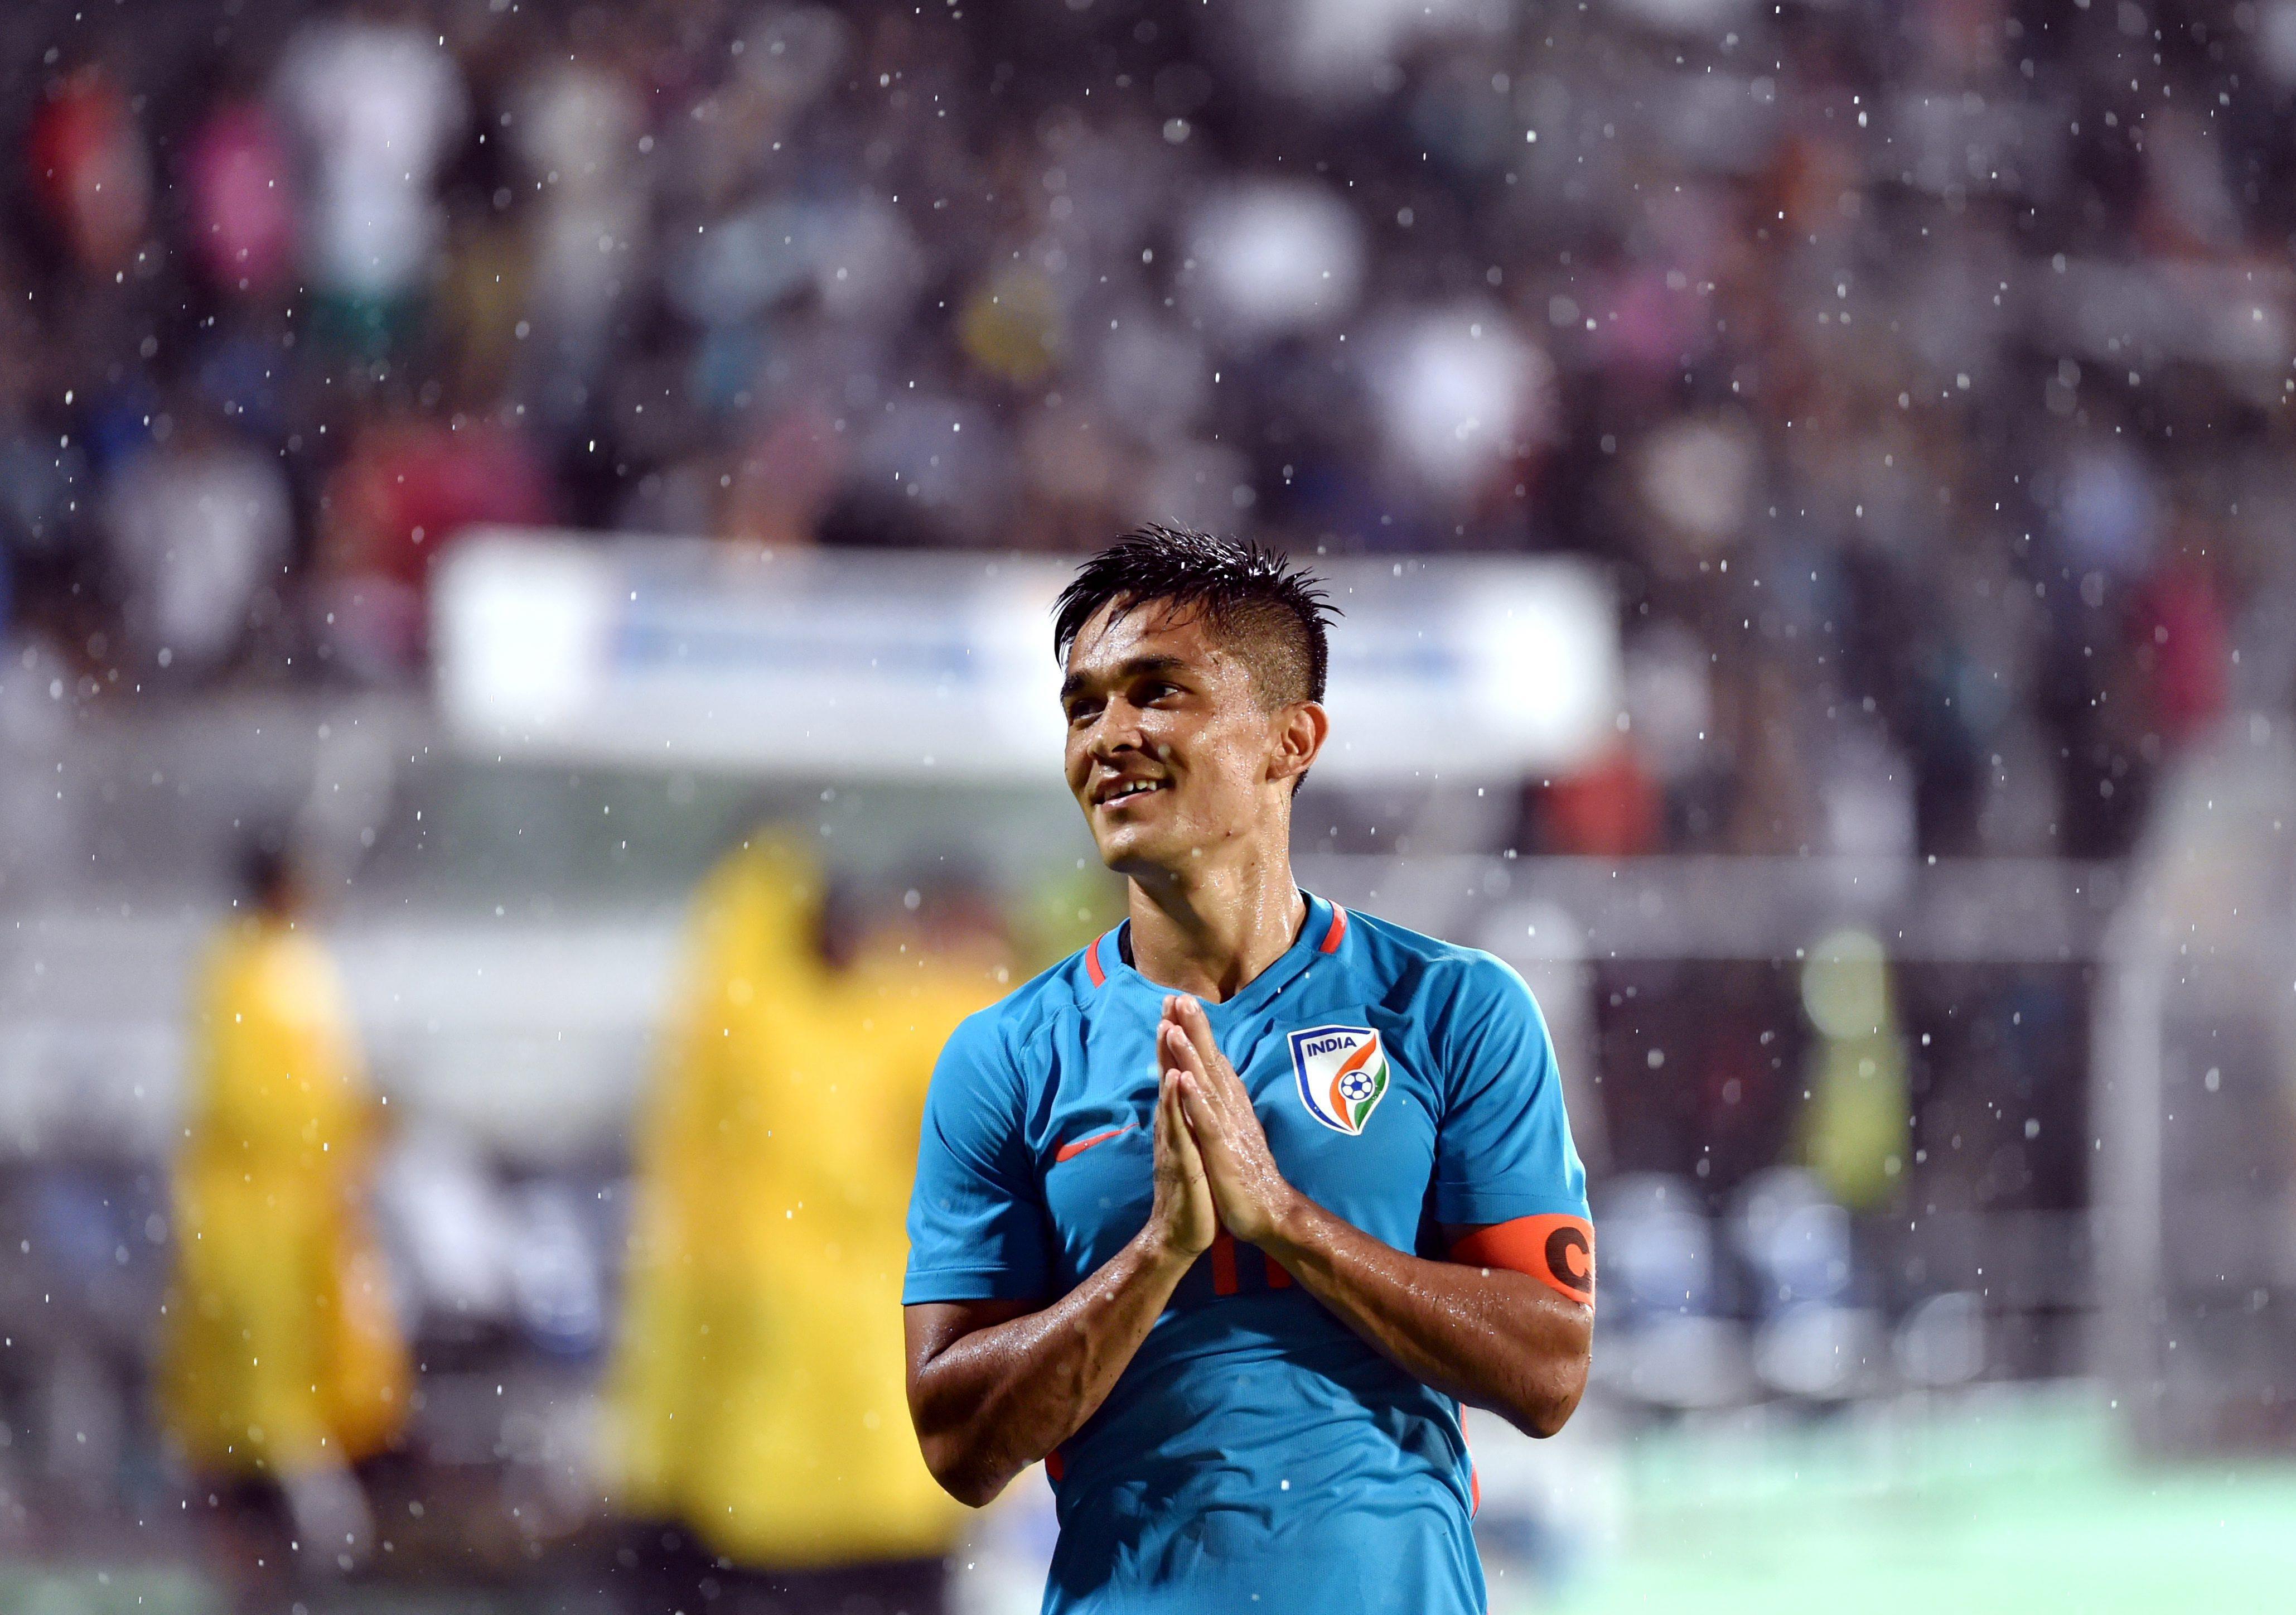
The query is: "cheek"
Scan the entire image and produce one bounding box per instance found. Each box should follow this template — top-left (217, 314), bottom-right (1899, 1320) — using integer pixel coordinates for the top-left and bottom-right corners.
top-left (1173, 724), bottom-right (1264, 799)
top-left (1133, 714), bottom-right (1185, 764)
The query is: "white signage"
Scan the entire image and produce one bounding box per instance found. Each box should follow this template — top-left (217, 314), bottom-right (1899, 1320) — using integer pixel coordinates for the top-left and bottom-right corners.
top-left (436, 532), bottom-right (1616, 783)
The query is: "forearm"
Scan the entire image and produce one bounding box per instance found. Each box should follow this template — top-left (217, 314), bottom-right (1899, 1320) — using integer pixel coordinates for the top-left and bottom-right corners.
top-left (910, 1231), bottom-right (1196, 1505)
top-left (1259, 1195), bottom-right (1591, 1437)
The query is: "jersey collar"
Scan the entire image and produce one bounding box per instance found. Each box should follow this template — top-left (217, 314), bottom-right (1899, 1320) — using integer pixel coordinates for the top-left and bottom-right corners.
top-left (1087, 890), bottom-right (1345, 1018)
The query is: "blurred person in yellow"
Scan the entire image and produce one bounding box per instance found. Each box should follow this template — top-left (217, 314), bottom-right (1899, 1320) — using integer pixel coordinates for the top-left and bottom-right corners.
top-left (605, 834), bottom-right (1007, 1615)
top-left (1799, 927), bottom-right (1911, 1213)
top-left (159, 831), bottom-right (408, 1610)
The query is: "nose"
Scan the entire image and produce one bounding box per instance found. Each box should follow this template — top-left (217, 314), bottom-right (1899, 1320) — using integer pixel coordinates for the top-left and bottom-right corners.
top-left (1087, 697), bottom-right (1147, 761)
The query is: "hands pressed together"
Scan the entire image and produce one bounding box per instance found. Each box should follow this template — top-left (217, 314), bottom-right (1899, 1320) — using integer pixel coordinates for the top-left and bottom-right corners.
top-left (1144, 995), bottom-right (1302, 1262)
top-left (909, 975), bottom-right (1592, 1512)
top-left (1130, 995), bottom-right (1593, 1440)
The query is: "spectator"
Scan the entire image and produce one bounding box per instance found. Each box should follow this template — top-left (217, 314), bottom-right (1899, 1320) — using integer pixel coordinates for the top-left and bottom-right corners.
top-left (605, 834), bottom-right (1003, 1615)
top-left (273, 4), bottom-right (467, 354)
top-left (183, 99), bottom-right (298, 300)
top-left (158, 830), bottom-right (408, 1612)
top-left (101, 401), bottom-right (291, 678)
top-left (27, 62), bottom-right (150, 275)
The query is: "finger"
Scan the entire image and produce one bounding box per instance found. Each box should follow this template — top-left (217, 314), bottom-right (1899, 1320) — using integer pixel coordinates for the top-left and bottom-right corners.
top-left (1164, 1073), bottom-right (1209, 1172)
top-left (1162, 1020), bottom-right (1212, 1086)
top-left (1173, 997), bottom-right (1241, 1089)
top-left (1159, 999), bottom-right (1193, 1058)
top-left (1166, 1025), bottom-right (1234, 1130)
top-left (1155, 1069), bottom-right (1187, 1155)
top-left (1172, 993), bottom-right (1213, 1052)
top-left (1174, 1071), bottom-right (1222, 1144)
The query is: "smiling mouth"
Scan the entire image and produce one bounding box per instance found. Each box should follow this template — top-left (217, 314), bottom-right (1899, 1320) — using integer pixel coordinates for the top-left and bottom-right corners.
top-left (1095, 779), bottom-right (1168, 808)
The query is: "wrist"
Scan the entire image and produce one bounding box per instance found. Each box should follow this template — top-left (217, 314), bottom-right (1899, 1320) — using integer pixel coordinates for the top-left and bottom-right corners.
top-left (1248, 1184), bottom-right (1317, 1257)
top-left (1133, 1222), bottom-right (1207, 1280)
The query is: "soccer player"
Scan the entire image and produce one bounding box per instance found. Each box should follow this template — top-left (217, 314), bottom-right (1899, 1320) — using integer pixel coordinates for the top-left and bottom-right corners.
top-left (903, 529), bottom-right (1594, 1613)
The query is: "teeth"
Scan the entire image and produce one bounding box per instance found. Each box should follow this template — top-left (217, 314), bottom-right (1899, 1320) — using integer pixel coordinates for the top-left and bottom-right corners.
top-left (1103, 780), bottom-right (1162, 804)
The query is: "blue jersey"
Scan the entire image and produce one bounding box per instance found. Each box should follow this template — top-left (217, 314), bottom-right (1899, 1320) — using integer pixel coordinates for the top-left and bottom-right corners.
top-left (903, 893), bottom-right (1589, 1614)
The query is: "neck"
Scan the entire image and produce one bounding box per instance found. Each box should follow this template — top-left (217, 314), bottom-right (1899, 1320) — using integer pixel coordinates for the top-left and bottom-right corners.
top-left (1123, 836), bottom-right (1306, 1003)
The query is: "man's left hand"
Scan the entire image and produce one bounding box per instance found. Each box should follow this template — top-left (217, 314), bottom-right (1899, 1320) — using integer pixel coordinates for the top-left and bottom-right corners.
top-left (1161, 995), bottom-right (1301, 1248)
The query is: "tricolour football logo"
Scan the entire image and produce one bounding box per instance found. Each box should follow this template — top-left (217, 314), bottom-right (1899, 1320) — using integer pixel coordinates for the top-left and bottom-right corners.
top-left (1287, 1025), bottom-right (1391, 1135)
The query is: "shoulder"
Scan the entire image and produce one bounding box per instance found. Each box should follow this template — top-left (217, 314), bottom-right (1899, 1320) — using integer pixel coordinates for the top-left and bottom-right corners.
top-left (934, 944), bottom-right (1096, 1079)
top-left (1338, 904), bottom-right (1529, 1007)
top-left (1335, 905), bottom-right (1545, 1060)
top-left (921, 952), bottom-right (1096, 1155)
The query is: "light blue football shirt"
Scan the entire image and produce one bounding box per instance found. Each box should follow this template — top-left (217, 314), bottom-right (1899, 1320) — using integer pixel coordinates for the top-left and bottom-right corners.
top-left (904, 892), bottom-right (1589, 1614)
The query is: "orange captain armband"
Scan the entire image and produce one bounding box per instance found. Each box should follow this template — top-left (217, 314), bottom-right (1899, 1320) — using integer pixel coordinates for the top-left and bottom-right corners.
top-left (1447, 1214), bottom-right (1596, 1309)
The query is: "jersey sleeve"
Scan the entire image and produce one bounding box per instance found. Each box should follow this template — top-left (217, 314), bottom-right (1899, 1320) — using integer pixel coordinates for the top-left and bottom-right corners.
top-left (1429, 954), bottom-right (1589, 1228)
top-left (903, 1011), bottom-right (1052, 1305)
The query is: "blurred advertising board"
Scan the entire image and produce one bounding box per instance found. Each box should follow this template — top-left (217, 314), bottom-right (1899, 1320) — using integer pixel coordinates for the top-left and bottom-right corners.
top-left (436, 532), bottom-right (1617, 782)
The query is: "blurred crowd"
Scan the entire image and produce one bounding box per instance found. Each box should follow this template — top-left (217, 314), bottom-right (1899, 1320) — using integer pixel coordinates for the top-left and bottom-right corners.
top-left (2, 0), bottom-right (2288, 862)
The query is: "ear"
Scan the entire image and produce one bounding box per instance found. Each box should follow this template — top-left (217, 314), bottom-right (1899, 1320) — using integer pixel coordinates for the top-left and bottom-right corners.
top-left (1267, 701), bottom-right (1328, 790)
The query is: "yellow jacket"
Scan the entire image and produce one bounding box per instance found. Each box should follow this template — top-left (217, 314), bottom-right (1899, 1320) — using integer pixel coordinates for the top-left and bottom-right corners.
top-left (607, 842), bottom-right (999, 1567)
top-left (159, 915), bottom-right (407, 1477)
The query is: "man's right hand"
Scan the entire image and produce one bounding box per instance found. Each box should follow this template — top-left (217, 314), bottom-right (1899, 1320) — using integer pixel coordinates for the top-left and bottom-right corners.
top-left (1144, 1068), bottom-right (1217, 1262)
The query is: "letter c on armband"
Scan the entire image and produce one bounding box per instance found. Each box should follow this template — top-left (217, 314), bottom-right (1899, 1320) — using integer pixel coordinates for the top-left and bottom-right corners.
top-left (1447, 1214), bottom-right (1595, 1308)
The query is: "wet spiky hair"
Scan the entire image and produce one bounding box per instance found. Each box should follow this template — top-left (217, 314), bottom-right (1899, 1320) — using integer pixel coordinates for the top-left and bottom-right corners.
top-left (1051, 526), bottom-right (1336, 707)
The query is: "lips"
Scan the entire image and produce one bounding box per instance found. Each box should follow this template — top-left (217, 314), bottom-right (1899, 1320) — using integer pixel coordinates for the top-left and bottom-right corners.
top-left (1093, 777), bottom-right (1168, 808)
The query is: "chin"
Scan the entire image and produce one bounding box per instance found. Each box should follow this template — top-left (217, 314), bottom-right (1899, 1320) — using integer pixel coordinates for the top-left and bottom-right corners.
top-left (1091, 826), bottom-right (1148, 871)
top-left (1093, 819), bottom-right (1180, 876)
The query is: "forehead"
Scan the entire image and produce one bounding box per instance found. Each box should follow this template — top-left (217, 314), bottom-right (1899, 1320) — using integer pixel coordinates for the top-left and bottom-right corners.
top-left (1063, 596), bottom-right (1243, 682)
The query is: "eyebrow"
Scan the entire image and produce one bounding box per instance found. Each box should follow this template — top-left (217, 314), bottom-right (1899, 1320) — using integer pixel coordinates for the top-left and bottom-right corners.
top-left (1060, 653), bottom-right (1190, 703)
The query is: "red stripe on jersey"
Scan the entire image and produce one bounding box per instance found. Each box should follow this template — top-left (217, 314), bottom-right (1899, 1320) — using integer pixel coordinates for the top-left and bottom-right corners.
top-left (1318, 905), bottom-right (1348, 953)
top-left (1084, 932), bottom-right (1109, 986)
top-left (1054, 1124), bottom-right (1136, 1163)
top-left (1210, 1231), bottom-right (1240, 1296)
top-left (1046, 1447), bottom-right (1065, 1483)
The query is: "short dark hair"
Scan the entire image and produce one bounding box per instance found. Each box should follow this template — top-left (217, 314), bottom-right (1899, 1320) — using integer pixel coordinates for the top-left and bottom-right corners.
top-left (1051, 526), bottom-right (1336, 707)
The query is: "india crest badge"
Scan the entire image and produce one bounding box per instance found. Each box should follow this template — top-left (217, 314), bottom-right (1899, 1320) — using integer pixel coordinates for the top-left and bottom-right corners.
top-left (1287, 1024), bottom-right (1391, 1135)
